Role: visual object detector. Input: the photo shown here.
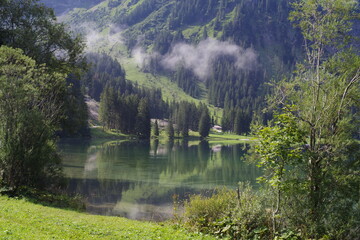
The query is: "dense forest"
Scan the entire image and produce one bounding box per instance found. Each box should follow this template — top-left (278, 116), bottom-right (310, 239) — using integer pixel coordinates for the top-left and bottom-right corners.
top-left (84, 52), bottom-right (211, 138)
top-left (40, 0), bottom-right (103, 15)
top-left (62, 0), bottom-right (304, 134)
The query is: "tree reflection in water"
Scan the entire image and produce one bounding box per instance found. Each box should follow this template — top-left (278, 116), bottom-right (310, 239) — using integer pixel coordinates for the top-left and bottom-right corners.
top-left (60, 140), bottom-right (261, 220)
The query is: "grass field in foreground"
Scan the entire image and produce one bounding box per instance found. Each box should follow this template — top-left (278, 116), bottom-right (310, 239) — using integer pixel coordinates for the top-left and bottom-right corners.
top-left (0, 196), bottom-right (214, 240)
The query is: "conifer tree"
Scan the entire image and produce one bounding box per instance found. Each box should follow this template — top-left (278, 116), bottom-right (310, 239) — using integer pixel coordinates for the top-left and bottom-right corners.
top-left (135, 99), bottom-right (151, 139)
top-left (198, 107), bottom-right (211, 138)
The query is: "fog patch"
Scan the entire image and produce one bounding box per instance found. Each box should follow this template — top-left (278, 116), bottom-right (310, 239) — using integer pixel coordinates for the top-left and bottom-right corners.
top-left (132, 47), bottom-right (152, 68)
top-left (75, 22), bottom-right (124, 52)
top-left (161, 38), bottom-right (257, 79)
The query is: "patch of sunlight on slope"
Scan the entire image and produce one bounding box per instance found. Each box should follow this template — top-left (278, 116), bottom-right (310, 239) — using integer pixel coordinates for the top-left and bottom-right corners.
top-left (120, 57), bottom-right (223, 122)
top-left (121, 57), bottom-right (196, 103)
top-left (89, 33), bottom-right (223, 121)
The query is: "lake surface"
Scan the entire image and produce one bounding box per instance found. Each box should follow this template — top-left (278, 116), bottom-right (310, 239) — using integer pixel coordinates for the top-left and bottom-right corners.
top-left (59, 139), bottom-right (261, 221)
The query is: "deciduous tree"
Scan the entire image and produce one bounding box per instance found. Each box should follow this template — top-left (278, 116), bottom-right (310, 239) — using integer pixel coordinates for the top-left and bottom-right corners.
top-left (0, 46), bottom-right (65, 190)
top-left (256, 0), bottom-right (360, 238)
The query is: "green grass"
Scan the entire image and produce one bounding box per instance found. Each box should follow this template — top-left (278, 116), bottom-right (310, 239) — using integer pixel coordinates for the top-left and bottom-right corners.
top-left (90, 127), bottom-right (130, 139)
top-left (208, 132), bottom-right (257, 144)
top-left (0, 196), bottom-right (214, 240)
top-left (153, 128), bottom-right (255, 144)
top-left (182, 25), bottom-right (202, 39)
top-left (121, 57), bottom-right (198, 103)
top-left (91, 125), bottom-right (255, 144)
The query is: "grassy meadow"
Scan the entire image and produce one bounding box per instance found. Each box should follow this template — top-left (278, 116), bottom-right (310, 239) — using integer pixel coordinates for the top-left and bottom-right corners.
top-left (0, 196), bottom-right (214, 240)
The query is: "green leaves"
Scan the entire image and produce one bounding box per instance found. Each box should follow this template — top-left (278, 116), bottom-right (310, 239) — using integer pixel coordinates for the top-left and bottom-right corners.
top-left (257, 1), bottom-right (360, 237)
top-left (0, 46), bottom-right (65, 189)
top-left (0, 0), bottom-right (85, 75)
top-left (289, 0), bottom-right (357, 51)
top-left (256, 107), bottom-right (306, 187)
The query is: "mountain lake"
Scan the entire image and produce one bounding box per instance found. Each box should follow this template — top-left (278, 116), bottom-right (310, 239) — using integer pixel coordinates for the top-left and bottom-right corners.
top-left (59, 139), bottom-right (262, 221)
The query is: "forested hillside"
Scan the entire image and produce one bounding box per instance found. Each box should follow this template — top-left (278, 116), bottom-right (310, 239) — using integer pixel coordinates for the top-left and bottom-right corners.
top-left (60, 0), bottom-right (304, 134)
top-left (40, 0), bottom-right (103, 15)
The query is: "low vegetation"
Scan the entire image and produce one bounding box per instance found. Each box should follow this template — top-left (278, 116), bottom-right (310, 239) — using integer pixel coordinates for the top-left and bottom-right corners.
top-left (0, 195), bottom-right (214, 240)
top-left (183, 184), bottom-right (272, 239)
top-left (89, 127), bottom-right (129, 139)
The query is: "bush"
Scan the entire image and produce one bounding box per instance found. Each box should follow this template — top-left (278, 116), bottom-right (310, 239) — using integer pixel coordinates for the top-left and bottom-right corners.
top-left (184, 183), bottom-right (271, 239)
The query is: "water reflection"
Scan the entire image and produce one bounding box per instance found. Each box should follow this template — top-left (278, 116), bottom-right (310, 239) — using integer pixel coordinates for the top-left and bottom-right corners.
top-left (59, 139), bottom-right (261, 220)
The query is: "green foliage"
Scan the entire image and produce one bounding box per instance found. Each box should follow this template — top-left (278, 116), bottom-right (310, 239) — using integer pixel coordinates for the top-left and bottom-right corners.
top-left (59, 74), bottom-right (90, 137)
top-left (255, 0), bottom-right (360, 238)
top-left (256, 108), bottom-right (306, 188)
top-left (255, 108), bottom-right (306, 234)
top-left (289, 0), bottom-right (357, 51)
top-left (41, 0), bottom-right (102, 15)
top-left (0, 0), bottom-right (85, 74)
top-left (1, 0), bottom-right (88, 138)
top-left (0, 46), bottom-right (65, 190)
top-left (172, 66), bottom-right (202, 98)
top-left (135, 98), bottom-right (151, 139)
top-left (98, 83), bottom-right (156, 139)
top-left (170, 101), bottom-right (211, 138)
top-left (184, 184), bottom-right (271, 239)
top-left (83, 53), bottom-right (126, 101)
top-left (198, 107), bottom-right (211, 138)
top-left (222, 104), bottom-right (254, 134)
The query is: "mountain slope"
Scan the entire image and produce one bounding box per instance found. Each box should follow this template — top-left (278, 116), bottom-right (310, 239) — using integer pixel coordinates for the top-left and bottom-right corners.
top-left (40, 0), bottom-right (103, 15)
top-left (57, 0), bottom-right (304, 131)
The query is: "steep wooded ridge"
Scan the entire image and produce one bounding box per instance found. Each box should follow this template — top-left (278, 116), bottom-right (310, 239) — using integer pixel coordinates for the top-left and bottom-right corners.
top-left (40, 0), bottom-right (103, 15)
top-left (55, 0), bottom-right (304, 133)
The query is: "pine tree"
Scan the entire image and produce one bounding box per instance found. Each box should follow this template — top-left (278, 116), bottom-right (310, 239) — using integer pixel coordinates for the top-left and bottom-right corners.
top-left (135, 98), bottom-right (151, 139)
top-left (198, 107), bottom-right (211, 138)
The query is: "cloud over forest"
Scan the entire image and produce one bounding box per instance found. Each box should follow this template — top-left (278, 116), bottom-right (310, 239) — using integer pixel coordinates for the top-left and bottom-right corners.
top-left (161, 38), bottom-right (257, 79)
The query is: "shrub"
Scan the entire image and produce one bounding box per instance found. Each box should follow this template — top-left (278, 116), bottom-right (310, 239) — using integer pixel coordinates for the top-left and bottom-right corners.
top-left (184, 183), bottom-right (272, 239)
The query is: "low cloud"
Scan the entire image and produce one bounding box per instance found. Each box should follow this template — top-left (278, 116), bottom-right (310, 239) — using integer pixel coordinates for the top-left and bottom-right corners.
top-left (132, 47), bottom-right (151, 68)
top-left (161, 38), bottom-right (257, 79)
top-left (75, 22), bottom-right (124, 52)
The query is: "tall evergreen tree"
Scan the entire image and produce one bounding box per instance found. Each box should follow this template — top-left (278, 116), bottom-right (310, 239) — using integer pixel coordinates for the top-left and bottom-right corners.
top-left (135, 99), bottom-right (151, 139)
top-left (198, 107), bottom-right (211, 138)
top-left (99, 85), bottom-right (117, 130)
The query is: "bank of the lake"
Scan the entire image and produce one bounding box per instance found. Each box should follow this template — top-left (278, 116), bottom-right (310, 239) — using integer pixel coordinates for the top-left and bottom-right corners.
top-left (0, 196), bottom-right (214, 239)
top-left (90, 126), bottom-right (256, 143)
